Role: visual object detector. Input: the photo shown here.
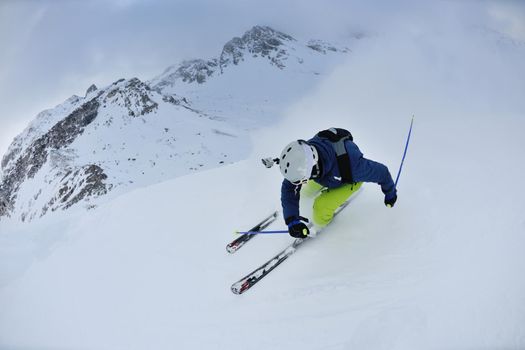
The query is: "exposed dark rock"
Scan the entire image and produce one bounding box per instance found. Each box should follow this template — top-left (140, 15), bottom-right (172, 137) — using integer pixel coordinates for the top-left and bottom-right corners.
top-left (103, 78), bottom-right (158, 117)
top-left (307, 39), bottom-right (349, 54)
top-left (40, 164), bottom-right (108, 217)
top-left (0, 98), bottom-right (100, 218)
top-left (154, 59), bottom-right (219, 88)
top-left (63, 164), bottom-right (108, 209)
top-left (177, 59), bottom-right (218, 84)
top-left (219, 25), bottom-right (295, 71)
top-left (86, 84), bottom-right (98, 95)
top-left (1, 145), bottom-right (21, 170)
top-left (220, 37), bottom-right (245, 67)
top-left (162, 94), bottom-right (190, 107)
top-left (0, 193), bottom-right (8, 217)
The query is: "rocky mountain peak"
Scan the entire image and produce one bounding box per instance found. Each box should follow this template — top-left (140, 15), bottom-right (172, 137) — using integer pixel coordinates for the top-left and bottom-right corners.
top-left (86, 84), bottom-right (98, 96)
top-left (152, 59), bottom-right (219, 90)
top-left (0, 76), bottom-right (161, 221)
top-left (243, 25), bottom-right (295, 44)
top-left (150, 25), bottom-right (307, 89)
top-left (1, 25), bottom-right (353, 222)
top-left (219, 25), bottom-right (295, 71)
top-left (102, 77), bottom-right (158, 117)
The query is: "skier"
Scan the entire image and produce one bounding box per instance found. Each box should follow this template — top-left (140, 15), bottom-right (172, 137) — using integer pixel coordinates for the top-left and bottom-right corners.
top-left (264, 128), bottom-right (397, 238)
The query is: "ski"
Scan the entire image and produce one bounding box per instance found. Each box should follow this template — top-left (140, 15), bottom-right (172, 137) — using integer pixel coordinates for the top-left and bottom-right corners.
top-left (226, 211), bottom-right (279, 254)
top-left (231, 200), bottom-right (352, 295)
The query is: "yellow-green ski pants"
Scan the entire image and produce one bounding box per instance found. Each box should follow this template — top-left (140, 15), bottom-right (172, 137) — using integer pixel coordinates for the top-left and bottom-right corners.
top-left (302, 180), bottom-right (362, 227)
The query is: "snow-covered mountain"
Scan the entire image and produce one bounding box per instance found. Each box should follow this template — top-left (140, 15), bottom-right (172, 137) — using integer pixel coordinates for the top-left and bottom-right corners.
top-left (0, 26), bottom-right (352, 222)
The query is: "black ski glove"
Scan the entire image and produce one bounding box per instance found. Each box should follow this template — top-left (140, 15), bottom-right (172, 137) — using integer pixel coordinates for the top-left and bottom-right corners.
top-left (285, 216), bottom-right (310, 238)
top-left (384, 194), bottom-right (398, 208)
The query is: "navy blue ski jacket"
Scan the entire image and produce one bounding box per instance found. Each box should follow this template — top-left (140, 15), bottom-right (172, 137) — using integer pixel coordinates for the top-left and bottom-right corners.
top-left (281, 134), bottom-right (397, 222)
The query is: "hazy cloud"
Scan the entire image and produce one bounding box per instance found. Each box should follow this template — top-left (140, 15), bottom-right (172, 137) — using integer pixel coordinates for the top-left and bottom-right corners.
top-left (1, 0), bottom-right (524, 162)
top-left (487, 1), bottom-right (525, 42)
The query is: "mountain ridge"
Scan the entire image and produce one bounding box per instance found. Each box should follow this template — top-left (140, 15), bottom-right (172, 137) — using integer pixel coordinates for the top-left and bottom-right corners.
top-left (0, 25), bottom-right (352, 222)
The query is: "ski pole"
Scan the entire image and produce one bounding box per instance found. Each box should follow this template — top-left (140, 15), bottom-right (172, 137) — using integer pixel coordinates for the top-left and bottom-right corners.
top-left (394, 116), bottom-right (414, 187)
top-left (235, 230), bottom-right (288, 235)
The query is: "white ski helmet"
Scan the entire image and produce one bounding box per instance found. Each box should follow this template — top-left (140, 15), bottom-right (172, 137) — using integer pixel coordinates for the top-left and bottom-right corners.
top-left (279, 140), bottom-right (319, 184)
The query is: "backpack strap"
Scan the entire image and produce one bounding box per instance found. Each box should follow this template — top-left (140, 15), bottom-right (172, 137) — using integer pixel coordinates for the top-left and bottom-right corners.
top-left (317, 128), bottom-right (353, 142)
top-left (317, 128), bottom-right (354, 183)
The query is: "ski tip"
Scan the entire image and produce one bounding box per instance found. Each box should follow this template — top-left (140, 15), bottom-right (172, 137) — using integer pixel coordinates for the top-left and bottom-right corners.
top-left (226, 244), bottom-right (237, 254)
top-left (231, 284), bottom-right (241, 295)
top-left (231, 281), bottom-right (249, 295)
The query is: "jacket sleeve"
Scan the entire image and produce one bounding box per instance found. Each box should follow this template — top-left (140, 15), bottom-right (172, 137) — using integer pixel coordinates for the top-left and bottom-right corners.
top-left (354, 158), bottom-right (397, 200)
top-left (281, 179), bottom-right (301, 223)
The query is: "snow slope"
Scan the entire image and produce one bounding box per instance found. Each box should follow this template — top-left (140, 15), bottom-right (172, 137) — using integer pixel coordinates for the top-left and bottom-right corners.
top-left (1, 106), bottom-right (524, 349)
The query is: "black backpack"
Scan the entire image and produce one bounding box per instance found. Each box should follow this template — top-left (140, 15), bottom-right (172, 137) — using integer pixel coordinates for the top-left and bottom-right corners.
top-left (317, 128), bottom-right (354, 183)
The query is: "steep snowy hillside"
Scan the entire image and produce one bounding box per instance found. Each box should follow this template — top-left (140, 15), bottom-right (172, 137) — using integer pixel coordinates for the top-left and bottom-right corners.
top-left (0, 26), bottom-right (351, 222)
top-left (0, 78), bottom-right (249, 222)
top-left (1, 109), bottom-right (524, 349)
top-left (150, 26), bottom-right (351, 128)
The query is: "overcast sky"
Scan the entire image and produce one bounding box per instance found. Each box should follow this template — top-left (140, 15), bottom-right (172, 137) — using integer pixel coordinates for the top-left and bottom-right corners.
top-left (1, 0), bottom-right (524, 161)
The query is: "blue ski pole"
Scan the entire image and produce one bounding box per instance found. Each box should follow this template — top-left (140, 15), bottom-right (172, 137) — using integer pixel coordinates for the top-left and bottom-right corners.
top-left (394, 116), bottom-right (414, 188)
top-left (235, 230), bottom-right (288, 235)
